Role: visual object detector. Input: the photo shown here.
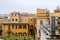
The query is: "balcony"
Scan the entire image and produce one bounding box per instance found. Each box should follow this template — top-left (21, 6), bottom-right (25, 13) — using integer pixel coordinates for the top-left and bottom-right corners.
top-left (37, 13), bottom-right (49, 17)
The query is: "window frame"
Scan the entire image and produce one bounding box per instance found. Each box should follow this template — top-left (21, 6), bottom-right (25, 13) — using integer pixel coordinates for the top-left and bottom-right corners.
top-left (23, 24), bottom-right (26, 29)
top-left (12, 25), bottom-right (14, 29)
top-left (40, 20), bottom-right (43, 25)
top-left (12, 19), bottom-right (14, 21)
top-left (8, 25), bottom-right (10, 30)
top-left (19, 24), bottom-right (22, 29)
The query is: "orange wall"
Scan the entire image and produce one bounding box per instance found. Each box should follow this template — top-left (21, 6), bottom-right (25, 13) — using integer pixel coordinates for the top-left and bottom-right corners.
top-left (28, 18), bottom-right (35, 26)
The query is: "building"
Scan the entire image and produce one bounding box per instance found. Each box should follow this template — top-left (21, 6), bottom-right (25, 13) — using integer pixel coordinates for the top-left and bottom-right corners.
top-left (1, 11), bottom-right (35, 37)
top-left (0, 8), bottom-right (60, 40)
top-left (36, 8), bottom-right (60, 40)
top-left (36, 8), bottom-right (49, 40)
top-left (0, 14), bottom-right (9, 35)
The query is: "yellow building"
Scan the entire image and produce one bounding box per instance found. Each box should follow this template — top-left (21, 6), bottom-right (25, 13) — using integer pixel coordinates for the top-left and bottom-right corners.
top-left (0, 17), bottom-right (3, 35)
top-left (1, 11), bottom-right (35, 37)
top-left (2, 22), bottom-right (29, 36)
top-left (0, 15), bottom-right (9, 35)
top-left (2, 12), bottom-right (28, 36)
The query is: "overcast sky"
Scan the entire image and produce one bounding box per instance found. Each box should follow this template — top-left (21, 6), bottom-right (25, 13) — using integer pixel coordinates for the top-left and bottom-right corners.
top-left (0, 0), bottom-right (60, 14)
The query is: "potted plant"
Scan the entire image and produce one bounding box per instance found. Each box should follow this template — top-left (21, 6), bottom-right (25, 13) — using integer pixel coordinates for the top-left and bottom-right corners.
top-left (57, 27), bottom-right (60, 34)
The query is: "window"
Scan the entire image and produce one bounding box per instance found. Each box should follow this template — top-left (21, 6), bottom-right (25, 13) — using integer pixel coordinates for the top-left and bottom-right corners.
top-left (23, 25), bottom-right (26, 29)
top-left (15, 14), bottom-right (17, 16)
top-left (31, 19), bottom-right (32, 21)
top-left (19, 33), bottom-right (22, 36)
top-left (12, 19), bottom-right (14, 21)
top-left (8, 25), bottom-right (10, 30)
top-left (29, 25), bottom-right (33, 29)
top-left (19, 25), bottom-right (22, 29)
top-left (16, 25), bottom-right (18, 29)
top-left (40, 20), bottom-right (43, 25)
top-left (16, 19), bottom-right (17, 21)
top-left (23, 32), bottom-right (27, 36)
top-left (12, 25), bottom-right (14, 29)
top-left (39, 30), bottom-right (40, 36)
top-left (44, 20), bottom-right (49, 25)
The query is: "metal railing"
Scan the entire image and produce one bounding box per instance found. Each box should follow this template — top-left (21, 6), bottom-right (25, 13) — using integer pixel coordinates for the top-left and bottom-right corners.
top-left (40, 26), bottom-right (51, 35)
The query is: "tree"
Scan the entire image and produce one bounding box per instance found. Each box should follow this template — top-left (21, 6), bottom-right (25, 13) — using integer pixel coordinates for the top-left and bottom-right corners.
top-left (54, 6), bottom-right (60, 13)
top-left (27, 36), bottom-right (34, 40)
top-left (18, 36), bottom-right (23, 40)
top-left (45, 8), bottom-right (50, 14)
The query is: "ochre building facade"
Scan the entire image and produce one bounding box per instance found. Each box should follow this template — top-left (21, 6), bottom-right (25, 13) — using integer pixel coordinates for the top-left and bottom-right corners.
top-left (1, 12), bottom-right (35, 37)
top-left (0, 8), bottom-right (60, 40)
